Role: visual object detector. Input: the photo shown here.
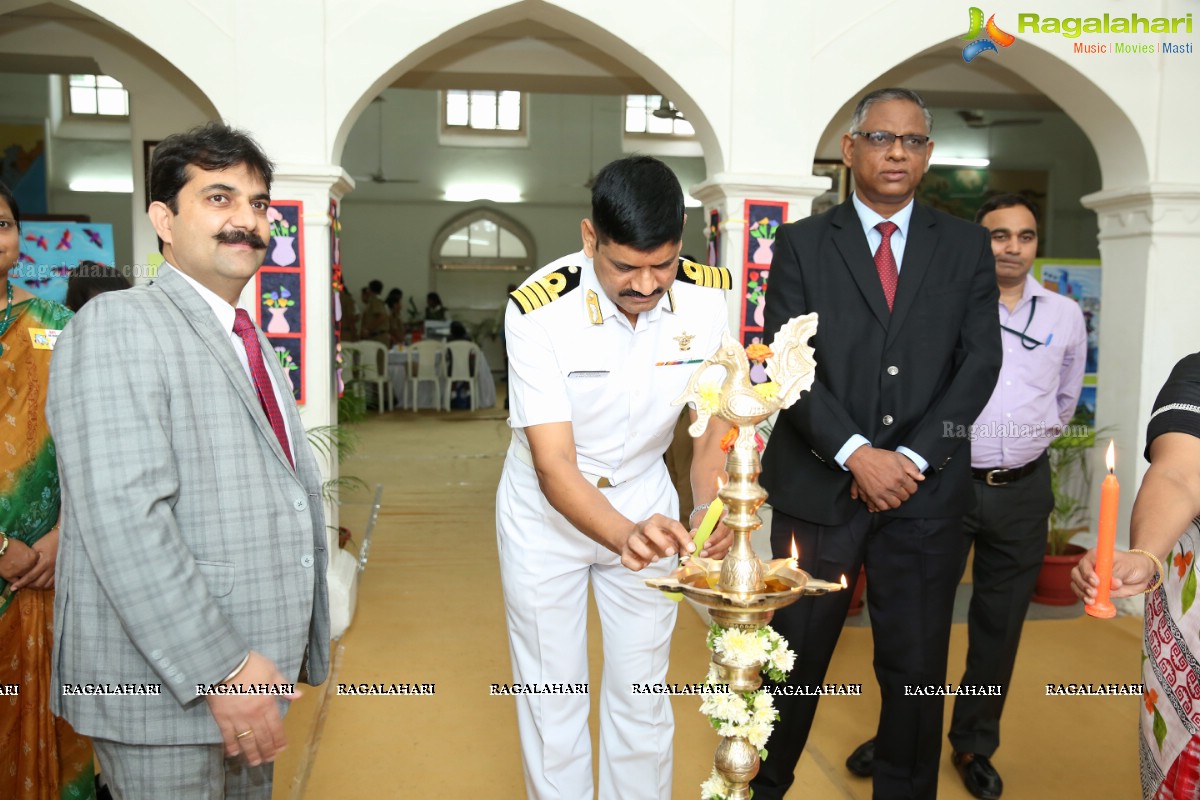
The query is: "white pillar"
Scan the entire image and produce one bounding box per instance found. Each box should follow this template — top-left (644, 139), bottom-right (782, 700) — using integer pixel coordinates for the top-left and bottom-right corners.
top-left (245, 165), bottom-right (359, 634)
top-left (1082, 183), bottom-right (1200, 549)
top-left (690, 172), bottom-right (829, 334)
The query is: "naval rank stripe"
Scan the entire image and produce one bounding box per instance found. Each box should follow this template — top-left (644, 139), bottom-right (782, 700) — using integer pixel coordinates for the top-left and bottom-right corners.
top-left (678, 259), bottom-right (732, 290)
top-left (508, 266), bottom-right (584, 314)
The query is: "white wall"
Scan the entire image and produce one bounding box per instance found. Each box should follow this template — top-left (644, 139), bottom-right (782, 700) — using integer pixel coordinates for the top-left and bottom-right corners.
top-left (0, 72), bottom-right (134, 267)
top-left (337, 89), bottom-right (709, 322)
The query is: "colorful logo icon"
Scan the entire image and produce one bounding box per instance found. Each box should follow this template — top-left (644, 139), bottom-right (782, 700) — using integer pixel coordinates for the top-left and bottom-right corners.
top-left (961, 7), bottom-right (1016, 62)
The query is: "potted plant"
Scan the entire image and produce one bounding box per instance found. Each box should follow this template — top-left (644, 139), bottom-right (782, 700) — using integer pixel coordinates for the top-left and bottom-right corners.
top-left (1033, 412), bottom-right (1111, 605)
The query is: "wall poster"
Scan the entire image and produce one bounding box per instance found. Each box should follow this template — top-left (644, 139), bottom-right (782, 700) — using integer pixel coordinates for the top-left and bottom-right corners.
top-left (740, 200), bottom-right (787, 383)
top-left (1034, 258), bottom-right (1101, 426)
top-left (11, 221), bottom-right (116, 305)
top-left (256, 200), bottom-right (305, 404)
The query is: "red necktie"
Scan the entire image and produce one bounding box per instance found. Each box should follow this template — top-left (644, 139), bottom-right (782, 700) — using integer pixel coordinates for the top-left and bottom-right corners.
top-left (233, 309), bottom-right (294, 468)
top-left (874, 221), bottom-right (899, 311)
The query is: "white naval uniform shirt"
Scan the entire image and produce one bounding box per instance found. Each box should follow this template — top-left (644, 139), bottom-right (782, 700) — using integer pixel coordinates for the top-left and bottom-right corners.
top-left (506, 251), bottom-right (729, 486)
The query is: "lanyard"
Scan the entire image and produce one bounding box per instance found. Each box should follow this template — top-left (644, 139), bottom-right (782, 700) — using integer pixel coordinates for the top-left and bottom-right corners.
top-left (999, 295), bottom-right (1045, 350)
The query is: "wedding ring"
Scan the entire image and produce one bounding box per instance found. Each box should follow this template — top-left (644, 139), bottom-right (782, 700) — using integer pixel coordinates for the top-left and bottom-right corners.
top-left (236, 730), bottom-right (254, 739)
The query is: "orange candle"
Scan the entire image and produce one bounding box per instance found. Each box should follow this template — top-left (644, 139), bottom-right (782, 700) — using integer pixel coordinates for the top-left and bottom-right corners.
top-left (1086, 440), bottom-right (1119, 619)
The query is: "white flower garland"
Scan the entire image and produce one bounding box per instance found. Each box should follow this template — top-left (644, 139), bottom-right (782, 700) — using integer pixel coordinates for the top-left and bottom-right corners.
top-left (699, 623), bottom-right (796, 800)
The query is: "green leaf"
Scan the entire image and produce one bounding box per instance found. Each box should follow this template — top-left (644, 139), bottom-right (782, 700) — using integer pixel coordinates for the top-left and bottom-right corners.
top-left (1154, 706), bottom-right (1168, 752)
top-left (1183, 567), bottom-right (1196, 615)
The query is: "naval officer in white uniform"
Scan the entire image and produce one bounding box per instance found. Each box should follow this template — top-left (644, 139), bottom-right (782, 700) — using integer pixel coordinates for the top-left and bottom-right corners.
top-left (497, 155), bottom-right (734, 800)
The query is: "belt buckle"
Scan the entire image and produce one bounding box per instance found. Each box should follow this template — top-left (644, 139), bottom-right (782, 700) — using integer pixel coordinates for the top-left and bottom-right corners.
top-left (985, 469), bottom-right (1005, 487)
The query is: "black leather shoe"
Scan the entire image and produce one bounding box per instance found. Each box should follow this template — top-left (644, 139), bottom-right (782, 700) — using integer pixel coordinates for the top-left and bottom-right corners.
top-left (952, 751), bottom-right (1003, 800)
top-left (845, 738), bottom-right (875, 777)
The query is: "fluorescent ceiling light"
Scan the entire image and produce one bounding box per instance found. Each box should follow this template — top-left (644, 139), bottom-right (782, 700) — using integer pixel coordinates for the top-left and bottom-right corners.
top-left (69, 178), bottom-right (134, 193)
top-left (929, 156), bottom-right (990, 168)
top-left (444, 183), bottom-right (521, 203)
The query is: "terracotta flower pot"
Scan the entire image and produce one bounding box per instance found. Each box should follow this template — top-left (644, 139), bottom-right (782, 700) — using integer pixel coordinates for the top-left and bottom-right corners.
top-left (1033, 543), bottom-right (1087, 606)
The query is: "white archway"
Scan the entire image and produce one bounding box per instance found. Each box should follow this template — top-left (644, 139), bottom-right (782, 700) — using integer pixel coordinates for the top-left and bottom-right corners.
top-left (326, 0), bottom-right (725, 176)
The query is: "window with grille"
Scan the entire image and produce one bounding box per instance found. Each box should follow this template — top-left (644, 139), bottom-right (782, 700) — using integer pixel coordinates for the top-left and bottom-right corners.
top-left (443, 90), bottom-right (524, 133)
top-left (434, 210), bottom-right (533, 271)
top-left (68, 74), bottom-right (129, 117)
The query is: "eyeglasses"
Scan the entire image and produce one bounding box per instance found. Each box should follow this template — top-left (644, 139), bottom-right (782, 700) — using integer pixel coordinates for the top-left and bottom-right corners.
top-left (852, 131), bottom-right (930, 151)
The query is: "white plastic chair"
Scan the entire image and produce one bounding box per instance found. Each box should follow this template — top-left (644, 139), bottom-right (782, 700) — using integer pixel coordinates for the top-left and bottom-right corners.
top-left (346, 341), bottom-right (393, 413)
top-left (340, 342), bottom-right (366, 403)
top-left (444, 341), bottom-right (482, 411)
top-left (406, 341), bottom-right (447, 411)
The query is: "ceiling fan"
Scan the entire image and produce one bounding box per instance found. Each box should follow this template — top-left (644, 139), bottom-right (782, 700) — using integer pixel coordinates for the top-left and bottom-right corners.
top-left (652, 97), bottom-right (684, 120)
top-left (353, 97), bottom-right (418, 185)
top-left (956, 109), bottom-right (1041, 129)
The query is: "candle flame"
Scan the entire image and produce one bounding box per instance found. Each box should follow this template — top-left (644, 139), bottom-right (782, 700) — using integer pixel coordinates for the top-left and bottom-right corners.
top-left (790, 535), bottom-right (799, 562)
top-left (1106, 439), bottom-right (1115, 472)
top-left (840, 574), bottom-right (849, 589)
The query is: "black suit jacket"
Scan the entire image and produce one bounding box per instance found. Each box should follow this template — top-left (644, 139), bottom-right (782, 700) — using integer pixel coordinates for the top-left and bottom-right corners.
top-left (760, 198), bottom-right (1001, 526)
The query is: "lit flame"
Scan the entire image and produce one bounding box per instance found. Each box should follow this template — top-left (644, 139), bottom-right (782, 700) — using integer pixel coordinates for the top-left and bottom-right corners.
top-left (1106, 439), bottom-right (1115, 472)
top-left (790, 535), bottom-right (799, 563)
top-left (840, 574), bottom-right (849, 589)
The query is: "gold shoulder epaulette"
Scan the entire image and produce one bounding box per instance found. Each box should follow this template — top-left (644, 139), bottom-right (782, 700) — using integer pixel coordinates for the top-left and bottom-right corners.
top-left (509, 265), bottom-right (583, 314)
top-left (677, 258), bottom-right (732, 290)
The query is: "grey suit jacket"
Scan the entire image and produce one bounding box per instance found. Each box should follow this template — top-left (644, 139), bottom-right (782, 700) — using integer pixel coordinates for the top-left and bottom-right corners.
top-left (46, 264), bottom-right (330, 745)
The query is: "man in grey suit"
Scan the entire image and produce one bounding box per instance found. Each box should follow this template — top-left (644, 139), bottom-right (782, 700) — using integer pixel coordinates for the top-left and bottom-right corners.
top-left (47, 122), bottom-right (330, 799)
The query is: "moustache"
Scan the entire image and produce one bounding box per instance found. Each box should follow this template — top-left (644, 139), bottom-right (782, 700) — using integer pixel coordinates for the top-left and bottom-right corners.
top-left (215, 230), bottom-right (267, 249)
top-left (619, 288), bottom-right (664, 299)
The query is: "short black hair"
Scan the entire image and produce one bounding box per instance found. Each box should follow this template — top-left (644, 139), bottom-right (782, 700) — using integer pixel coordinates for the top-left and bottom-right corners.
top-left (368, 279), bottom-right (383, 294)
top-left (590, 156), bottom-right (684, 251)
top-left (66, 261), bottom-right (132, 312)
top-left (975, 193), bottom-right (1040, 225)
top-left (150, 122), bottom-right (274, 214)
top-left (0, 180), bottom-right (21, 229)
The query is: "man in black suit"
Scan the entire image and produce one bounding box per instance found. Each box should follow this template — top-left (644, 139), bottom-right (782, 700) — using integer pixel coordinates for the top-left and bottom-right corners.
top-left (750, 88), bottom-right (1001, 800)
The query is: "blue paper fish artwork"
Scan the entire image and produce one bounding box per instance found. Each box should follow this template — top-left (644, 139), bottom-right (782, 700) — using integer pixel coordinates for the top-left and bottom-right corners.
top-left (15, 221), bottom-right (116, 304)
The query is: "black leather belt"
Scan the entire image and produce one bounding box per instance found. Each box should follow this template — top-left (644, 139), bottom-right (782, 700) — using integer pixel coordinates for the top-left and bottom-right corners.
top-left (972, 459), bottom-right (1041, 486)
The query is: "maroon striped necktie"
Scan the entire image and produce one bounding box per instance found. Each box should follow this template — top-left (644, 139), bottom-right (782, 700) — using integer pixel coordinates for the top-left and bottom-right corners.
top-left (874, 221), bottom-right (899, 311)
top-left (233, 309), bottom-right (294, 468)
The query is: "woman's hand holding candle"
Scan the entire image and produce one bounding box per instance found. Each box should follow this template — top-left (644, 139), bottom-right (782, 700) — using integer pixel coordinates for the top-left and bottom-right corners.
top-left (1072, 548), bottom-right (1162, 602)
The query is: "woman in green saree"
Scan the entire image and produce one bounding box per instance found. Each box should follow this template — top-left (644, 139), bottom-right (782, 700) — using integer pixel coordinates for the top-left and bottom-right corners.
top-left (0, 181), bottom-right (95, 800)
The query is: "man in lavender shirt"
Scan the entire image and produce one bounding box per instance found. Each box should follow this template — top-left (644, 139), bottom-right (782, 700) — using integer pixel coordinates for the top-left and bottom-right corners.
top-left (847, 193), bottom-right (1086, 799)
top-left (945, 194), bottom-right (1086, 797)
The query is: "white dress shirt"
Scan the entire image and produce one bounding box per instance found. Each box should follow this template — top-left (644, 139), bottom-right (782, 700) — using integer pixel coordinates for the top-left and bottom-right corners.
top-left (835, 196), bottom-right (925, 472)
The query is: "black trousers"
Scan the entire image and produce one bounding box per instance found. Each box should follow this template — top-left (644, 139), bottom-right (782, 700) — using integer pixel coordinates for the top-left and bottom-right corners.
top-left (949, 454), bottom-right (1053, 757)
top-left (750, 507), bottom-right (963, 800)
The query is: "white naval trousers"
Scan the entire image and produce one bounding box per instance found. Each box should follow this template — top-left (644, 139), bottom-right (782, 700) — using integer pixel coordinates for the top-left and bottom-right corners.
top-left (495, 443), bottom-right (679, 800)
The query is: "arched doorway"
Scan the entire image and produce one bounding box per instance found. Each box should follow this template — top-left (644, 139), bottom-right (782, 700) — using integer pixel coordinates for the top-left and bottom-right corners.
top-left (328, 4), bottom-right (723, 414)
top-left (0, 1), bottom-right (219, 272)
